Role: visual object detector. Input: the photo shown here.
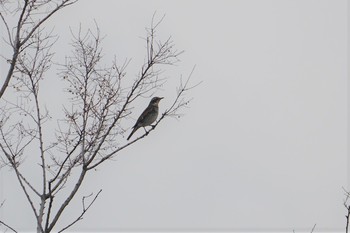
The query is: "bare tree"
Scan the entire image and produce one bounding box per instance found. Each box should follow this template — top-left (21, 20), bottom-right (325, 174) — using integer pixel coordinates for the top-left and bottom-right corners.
top-left (0, 0), bottom-right (77, 99)
top-left (343, 188), bottom-right (350, 233)
top-left (0, 1), bottom-right (197, 232)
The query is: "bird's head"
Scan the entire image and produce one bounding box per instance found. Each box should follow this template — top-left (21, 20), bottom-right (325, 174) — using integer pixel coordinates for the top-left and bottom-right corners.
top-left (150, 96), bottom-right (163, 106)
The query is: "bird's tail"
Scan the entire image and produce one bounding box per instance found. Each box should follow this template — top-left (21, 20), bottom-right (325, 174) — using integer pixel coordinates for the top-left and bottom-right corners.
top-left (127, 127), bottom-right (138, 140)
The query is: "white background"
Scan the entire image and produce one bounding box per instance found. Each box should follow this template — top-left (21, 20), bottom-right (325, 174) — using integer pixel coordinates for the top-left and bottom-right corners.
top-left (0, 0), bottom-right (348, 232)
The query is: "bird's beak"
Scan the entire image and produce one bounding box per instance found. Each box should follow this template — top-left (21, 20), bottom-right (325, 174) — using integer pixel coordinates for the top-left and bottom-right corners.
top-left (159, 97), bottom-right (164, 100)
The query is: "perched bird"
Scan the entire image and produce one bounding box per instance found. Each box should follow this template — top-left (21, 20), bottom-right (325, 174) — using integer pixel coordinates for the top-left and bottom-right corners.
top-left (127, 97), bottom-right (163, 140)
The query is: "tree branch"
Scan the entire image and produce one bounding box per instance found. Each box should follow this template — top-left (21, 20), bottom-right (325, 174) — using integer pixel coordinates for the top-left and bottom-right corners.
top-left (58, 189), bottom-right (102, 233)
top-left (0, 220), bottom-right (18, 233)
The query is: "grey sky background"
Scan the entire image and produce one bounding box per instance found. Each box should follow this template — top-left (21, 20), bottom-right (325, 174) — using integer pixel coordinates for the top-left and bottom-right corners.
top-left (0, 0), bottom-right (348, 232)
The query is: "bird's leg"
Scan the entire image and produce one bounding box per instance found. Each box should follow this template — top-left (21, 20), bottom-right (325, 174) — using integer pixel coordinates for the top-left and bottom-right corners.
top-left (143, 127), bottom-right (149, 135)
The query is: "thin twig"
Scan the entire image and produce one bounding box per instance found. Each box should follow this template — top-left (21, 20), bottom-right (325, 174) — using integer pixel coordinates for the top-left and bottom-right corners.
top-left (58, 189), bottom-right (102, 233)
top-left (0, 220), bottom-right (18, 233)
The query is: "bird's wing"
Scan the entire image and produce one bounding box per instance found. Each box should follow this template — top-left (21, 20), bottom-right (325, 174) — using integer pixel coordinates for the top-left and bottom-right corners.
top-left (133, 105), bottom-right (153, 127)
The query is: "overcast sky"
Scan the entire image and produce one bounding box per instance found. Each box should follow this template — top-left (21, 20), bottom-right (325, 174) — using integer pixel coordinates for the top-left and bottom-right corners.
top-left (0, 0), bottom-right (348, 232)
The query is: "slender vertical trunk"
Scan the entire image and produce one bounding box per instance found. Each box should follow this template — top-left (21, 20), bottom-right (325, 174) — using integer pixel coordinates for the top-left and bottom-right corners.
top-left (346, 211), bottom-right (349, 233)
top-left (37, 196), bottom-right (46, 233)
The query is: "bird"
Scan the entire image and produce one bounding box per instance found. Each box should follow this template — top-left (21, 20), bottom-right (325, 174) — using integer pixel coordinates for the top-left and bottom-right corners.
top-left (127, 97), bottom-right (163, 140)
